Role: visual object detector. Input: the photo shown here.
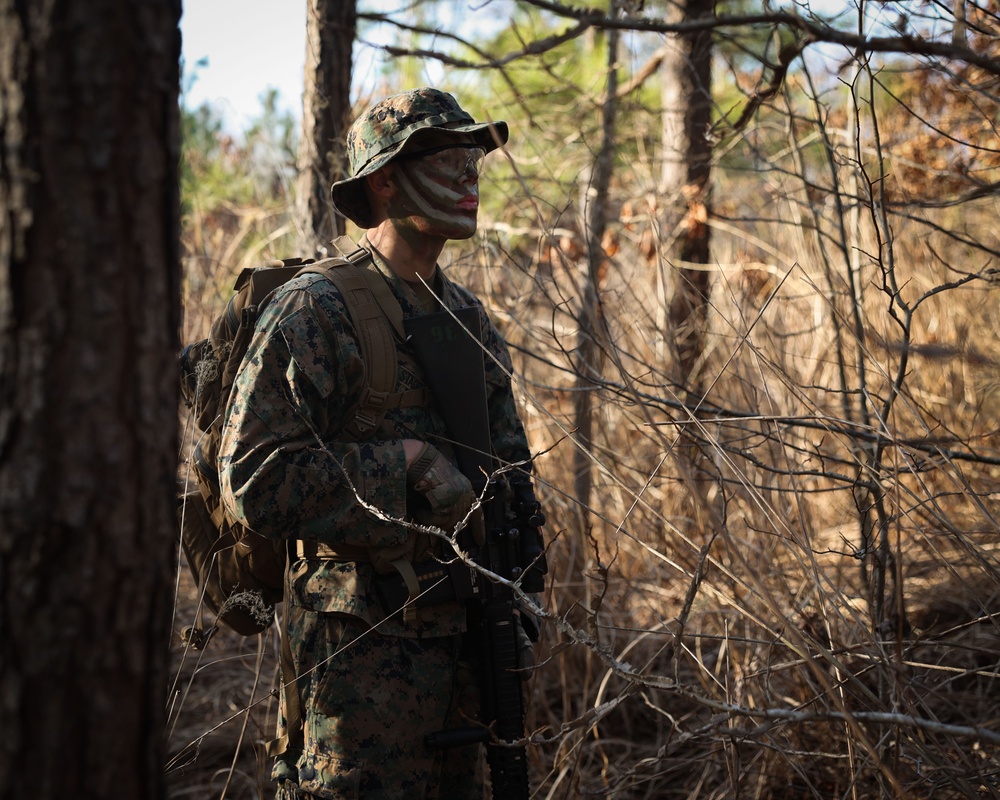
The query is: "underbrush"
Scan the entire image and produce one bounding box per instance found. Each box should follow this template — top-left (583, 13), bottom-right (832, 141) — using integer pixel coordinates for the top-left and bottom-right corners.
top-left (169, 115), bottom-right (1000, 798)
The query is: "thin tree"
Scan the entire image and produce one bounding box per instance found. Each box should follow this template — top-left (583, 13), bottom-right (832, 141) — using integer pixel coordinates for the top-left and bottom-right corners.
top-left (572, 5), bottom-right (621, 523)
top-left (661, 0), bottom-right (714, 386)
top-left (296, 0), bottom-right (357, 252)
top-left (0, 2), bottom-right (181, 797)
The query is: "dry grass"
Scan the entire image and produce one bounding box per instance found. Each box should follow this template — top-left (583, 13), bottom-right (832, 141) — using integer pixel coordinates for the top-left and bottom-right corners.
top-left (167, 551), bottom-right (279, 800)
top-left (170, 79), bottom-right (1000, 798)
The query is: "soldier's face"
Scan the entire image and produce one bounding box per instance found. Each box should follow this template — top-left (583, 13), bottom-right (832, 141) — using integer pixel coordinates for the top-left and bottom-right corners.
top-left (387, 142), bottom-right (485, 240)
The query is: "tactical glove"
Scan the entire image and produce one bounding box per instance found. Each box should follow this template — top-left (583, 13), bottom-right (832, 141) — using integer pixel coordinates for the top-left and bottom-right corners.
top-left (407, 443), bottom-right (475, 531)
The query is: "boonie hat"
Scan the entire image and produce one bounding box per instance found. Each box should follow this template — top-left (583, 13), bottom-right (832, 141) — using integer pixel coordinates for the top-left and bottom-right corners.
top-left (330, 87), bottom-right (509, 228)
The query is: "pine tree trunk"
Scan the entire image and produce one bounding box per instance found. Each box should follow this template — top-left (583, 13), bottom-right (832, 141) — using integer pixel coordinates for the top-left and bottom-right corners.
top-left (0, 2), bottom-right (181, 797)
top-left (296, 0), bottom-right (357, 252)
top-left (572, 5), bottom-right (620, 522)
top-left (661, 0), bottom-right (714, 385)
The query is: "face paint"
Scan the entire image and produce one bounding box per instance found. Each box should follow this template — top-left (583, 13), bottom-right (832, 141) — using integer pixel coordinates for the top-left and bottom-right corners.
top-left (403, 146), bottom-right (486, 181)
top-left (387, 147), bottom-right (484, 240)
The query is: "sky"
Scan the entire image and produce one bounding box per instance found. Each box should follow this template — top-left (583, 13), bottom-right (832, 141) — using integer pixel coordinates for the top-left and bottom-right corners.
top-left (180, 1), bottom-right (307, 133)
top-left (180, 2), bottom-right (467, 135)
top-left (179, 1), bottom-right (880, 136)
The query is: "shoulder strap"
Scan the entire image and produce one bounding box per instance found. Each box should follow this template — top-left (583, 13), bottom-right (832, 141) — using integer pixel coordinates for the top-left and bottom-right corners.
top-left (297, 239), bottom-right (424, 438)
top-left (328, 236), bottom-right (405, 340)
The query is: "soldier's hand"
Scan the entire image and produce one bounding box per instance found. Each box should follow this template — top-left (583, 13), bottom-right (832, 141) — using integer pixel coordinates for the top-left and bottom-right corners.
top-left (406, 443), bottom-right (474, 531)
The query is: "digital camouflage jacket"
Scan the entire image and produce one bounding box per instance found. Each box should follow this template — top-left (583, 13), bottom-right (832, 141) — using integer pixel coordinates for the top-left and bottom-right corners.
top-left (218, 242), bottom-right (532, 638)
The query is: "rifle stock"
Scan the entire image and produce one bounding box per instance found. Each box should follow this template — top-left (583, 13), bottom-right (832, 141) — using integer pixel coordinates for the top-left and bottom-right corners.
top-left (405, 308), bottom-right (545, 799)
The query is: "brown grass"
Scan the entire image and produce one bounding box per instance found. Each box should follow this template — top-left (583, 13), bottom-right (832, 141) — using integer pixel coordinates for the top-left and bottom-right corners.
top-left (171, 79), bottom-right (1000, 798)
top-left (167, 552), bottom-right (279, 800)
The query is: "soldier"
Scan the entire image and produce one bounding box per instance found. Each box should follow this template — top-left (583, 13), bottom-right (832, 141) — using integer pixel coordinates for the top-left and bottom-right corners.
top-left (219, 88), bottom-right (537, 799)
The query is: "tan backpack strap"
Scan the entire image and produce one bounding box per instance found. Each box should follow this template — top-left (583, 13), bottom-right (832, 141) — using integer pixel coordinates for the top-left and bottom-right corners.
top-left (299, 241), bottom-right (428, 435)
top-left (327, 237), bottom-right (406, 340)
top-left (266, 606), bottom-right (303, 759)
top-left (329, 234), bottom-right (362, 260)
top-left (298, 241), bottom-right (414, 437)
top-left (389, 557), bottom-right (422, 624)
top-left (322, 265), bottom-right (400, 435)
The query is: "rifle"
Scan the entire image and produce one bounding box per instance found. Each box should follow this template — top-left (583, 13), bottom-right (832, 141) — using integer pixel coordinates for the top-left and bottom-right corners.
top-left (401, 306), bottom-right (547, 800)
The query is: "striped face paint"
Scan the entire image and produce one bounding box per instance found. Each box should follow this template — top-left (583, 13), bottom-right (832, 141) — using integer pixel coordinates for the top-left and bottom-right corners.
top-left (387, 147), bottom-right (483, 240)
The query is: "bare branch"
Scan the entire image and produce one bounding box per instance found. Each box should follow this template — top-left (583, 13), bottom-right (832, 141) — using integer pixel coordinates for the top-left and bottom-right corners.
top-left (519, 0), bottom-right (1000, 77)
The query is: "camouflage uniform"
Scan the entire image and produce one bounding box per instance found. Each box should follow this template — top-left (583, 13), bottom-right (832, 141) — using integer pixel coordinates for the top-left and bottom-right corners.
top-left (219, 90), bottom-right (531, 799)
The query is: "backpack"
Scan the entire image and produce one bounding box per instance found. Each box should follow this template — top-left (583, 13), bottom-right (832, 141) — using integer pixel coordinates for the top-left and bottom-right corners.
top-left (177, 237), bottom-right (407, 644)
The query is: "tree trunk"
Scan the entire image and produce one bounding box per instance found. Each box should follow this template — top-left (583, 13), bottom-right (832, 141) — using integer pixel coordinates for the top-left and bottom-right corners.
top-left (572, 7), bottom-right (620, 522)
top-left (661, 0), bottom-right (714, 385)
top-left (296, 0), bottom-right (357, 253)
top-left (0, 2), bottom-right (181, 798)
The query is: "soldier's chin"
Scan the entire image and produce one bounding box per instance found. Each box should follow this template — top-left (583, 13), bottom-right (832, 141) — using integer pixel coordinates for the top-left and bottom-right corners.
top-left (442, 218), bottom-right (478, 240)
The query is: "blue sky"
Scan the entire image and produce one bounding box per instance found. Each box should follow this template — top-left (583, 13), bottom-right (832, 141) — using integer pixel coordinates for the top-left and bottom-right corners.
top-left (180, 1), bottom-right (306, 132)
top-left (179, 1), bottom-right (493, 134)
top-left (179, 1), bottom-right (875, 135)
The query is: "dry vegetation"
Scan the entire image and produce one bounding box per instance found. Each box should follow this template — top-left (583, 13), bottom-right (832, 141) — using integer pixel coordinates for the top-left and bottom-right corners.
top-left (168, 20), bottom-right (1000, 800)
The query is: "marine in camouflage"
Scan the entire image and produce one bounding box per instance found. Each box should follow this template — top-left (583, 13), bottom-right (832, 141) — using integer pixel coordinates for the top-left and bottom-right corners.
top-left (219, 248), bottom-right (532, 797)
top-left (220, 86), bottom-right (533, 799)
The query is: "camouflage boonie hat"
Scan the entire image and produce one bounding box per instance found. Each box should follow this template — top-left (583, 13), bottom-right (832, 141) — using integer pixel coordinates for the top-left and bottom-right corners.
top-left (330, 87), bottom-right (509, 228)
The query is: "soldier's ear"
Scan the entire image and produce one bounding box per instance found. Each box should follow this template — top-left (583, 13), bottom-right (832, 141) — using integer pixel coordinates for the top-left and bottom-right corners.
top-left (363, 166), bottom-right (396, 223)
top-left (366, 166), bottom-right (395, 198)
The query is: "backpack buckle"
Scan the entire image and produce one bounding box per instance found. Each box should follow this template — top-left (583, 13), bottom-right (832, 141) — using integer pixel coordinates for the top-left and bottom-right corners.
top-left (353, 412), bottom-right (377, 433)
top-left (353, 388), bottom-right (390, 434)
top-left (362, 388), bottom-right (390, 410)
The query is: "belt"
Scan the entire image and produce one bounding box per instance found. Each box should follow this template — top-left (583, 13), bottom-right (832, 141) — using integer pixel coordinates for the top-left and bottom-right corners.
top-left (294, 540), bottom-right (371, 562)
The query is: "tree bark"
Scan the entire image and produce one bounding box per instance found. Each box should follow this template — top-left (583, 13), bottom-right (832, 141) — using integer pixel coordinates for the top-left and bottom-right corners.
top-left (296, 0), bottom-right (357, 253)
top-left (573, 7), bottom-right (620, 521)
top-left (0, 1), bottom-right (181, 798)
top-left (661, 0), bottom-right (714, 385)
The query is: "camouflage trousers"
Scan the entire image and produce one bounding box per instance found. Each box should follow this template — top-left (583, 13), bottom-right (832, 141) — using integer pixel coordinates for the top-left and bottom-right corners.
top-left (273, 609), bottom-right (483, 799)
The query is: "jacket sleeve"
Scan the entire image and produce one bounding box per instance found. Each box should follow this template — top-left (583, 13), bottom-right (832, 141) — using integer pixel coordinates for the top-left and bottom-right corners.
top-left (218, 284), bottom-right (408, 547)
